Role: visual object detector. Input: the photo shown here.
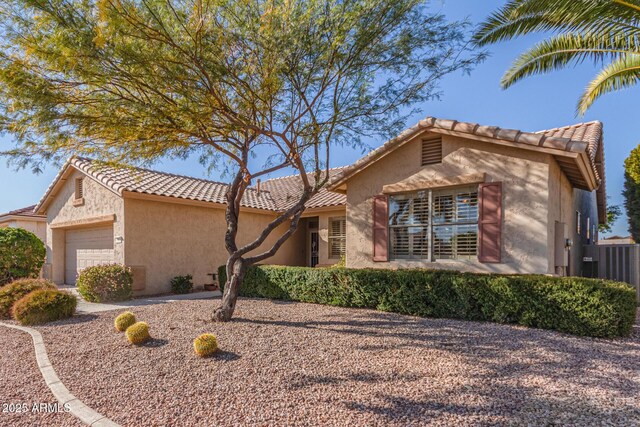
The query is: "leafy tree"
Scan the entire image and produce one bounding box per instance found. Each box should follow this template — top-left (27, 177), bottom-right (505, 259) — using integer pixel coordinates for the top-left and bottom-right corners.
top-left (624, 145), bottom-right (640, 241)
top-left (0, 0), bottom-right (483, 321)
top-left (0, 228), bottom-right (46, 285)
top-left (598, 203), bottom-right (622, 233)
top-left (475, 0), bottom-right (640, 115)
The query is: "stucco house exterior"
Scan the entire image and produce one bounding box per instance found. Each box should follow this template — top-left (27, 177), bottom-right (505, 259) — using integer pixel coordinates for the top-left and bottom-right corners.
top-left (0, 205), bottom-right (47, 243)
top-left (34, 116), bottom-right (605, 294)
top-left (34, 158), bottom-right (346, 294)
top-left (328, 117), bottom-right (605, 277)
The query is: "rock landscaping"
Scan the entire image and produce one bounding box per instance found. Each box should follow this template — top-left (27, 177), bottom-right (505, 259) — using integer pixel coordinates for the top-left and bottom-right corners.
top-left (0, 327), bottom-right (83, 427)
top-left (19, 297), bottom-right (640, 426)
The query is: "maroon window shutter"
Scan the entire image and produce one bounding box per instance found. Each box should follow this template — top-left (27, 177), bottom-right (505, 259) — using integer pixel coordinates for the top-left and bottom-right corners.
top-left (478, 182), bottom-right (502, 263)
top-left (372, 195), bottom-right (388, 262)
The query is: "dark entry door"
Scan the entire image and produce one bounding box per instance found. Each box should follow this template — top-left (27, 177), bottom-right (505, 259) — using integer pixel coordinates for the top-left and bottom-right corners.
top-left (310, 232), bottom-right (319, 267)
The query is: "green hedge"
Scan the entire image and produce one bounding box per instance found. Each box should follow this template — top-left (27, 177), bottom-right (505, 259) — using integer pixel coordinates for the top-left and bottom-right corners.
top-left (0, 279), bottom-right (56, 319)
top-left (218, 265), bottom-right (637, 338)
top-left (12, 289), bottom-right (77, 325)
top-left (0, 228), bottom-right (46, 286)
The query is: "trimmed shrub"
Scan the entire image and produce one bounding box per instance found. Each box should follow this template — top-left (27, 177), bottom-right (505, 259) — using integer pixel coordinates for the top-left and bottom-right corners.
top-left (0, 227), bottom-right (46, 285)
top-left (126, 321), bottom-right (150, 344)
top-left (77, 264), bottom-right (132, 303)
top-left (193, 333), bottom-right (218, 357)
top-left (12, 289), bottom-right (77, 325)
top-left (0, 279), bottom-right (56, 319)
top-left (170, 275), bottom-right (193, 294)
top-left (218, 265), bottom-right (638, 338)
top-left (114, 311), bottom-right (136, 332)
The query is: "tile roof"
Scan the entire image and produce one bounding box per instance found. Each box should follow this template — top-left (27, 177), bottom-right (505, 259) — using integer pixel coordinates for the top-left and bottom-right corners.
top-left (327, 116), bottom-right (606, 222)
top-left (538, 121), bottom-right (606, 221)
top-left (0, 205), bottom-right (44, 219)
top-left (36, 157), bottom-right (347, 214)
top-left (330, 118), bottom-right (602, 186)
top-left (260, 167), bottom-right (348, 210)
top-left (71, 157), bottom-right (278, 210)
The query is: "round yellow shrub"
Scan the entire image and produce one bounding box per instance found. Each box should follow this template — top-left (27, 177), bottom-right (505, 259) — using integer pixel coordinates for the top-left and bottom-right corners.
top-left (114, 311), bottom-right (136, 332)
top-left (125, 321), bottom-right (150, 345)
top-left (193, 333), bottom-right (218, 357)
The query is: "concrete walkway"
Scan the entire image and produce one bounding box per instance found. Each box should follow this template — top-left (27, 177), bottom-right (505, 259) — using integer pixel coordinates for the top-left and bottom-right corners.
top-left (0, 322), bottom-right (120, 426)
top-left (58, 286), bottom-right (222, 314)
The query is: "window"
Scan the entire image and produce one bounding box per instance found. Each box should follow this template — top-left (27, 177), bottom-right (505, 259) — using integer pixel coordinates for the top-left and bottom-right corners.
top-left (75, 178), bottom-right (84, 200)
top-left (389, 187), bottom-right (478, 260)
top-left (328, 217), bottom-right (346, 259)
top-left (433, 189), bottom-right (478, 259)
top-left (421, 138), bottom-right (442, 166)
top-left (388, 191), bottom-right (430, 258)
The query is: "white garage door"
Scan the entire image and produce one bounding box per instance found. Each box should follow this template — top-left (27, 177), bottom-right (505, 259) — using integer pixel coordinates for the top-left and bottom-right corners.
top-left (65, 226), bottom-right (115, 285)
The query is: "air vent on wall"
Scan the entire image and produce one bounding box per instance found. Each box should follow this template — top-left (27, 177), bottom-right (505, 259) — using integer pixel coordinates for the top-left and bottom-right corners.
top-left (421, 138), bottom-right (442, 166)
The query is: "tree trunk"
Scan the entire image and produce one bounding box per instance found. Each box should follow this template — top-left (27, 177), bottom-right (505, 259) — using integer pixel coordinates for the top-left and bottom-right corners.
top-left (212, 258), bottom-right (246, 322)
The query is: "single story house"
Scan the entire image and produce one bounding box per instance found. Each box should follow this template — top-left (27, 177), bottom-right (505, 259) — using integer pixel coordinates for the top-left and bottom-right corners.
top-left (35, 158), bottom-right (346, 294)
top-left (35, 116), bottom-right (605, 294)
top-left (0, 205), bottom-right (47, 243)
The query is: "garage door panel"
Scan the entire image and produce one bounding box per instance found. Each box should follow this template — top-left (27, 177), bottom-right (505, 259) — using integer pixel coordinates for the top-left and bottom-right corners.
top-left (65, 226), bottom-right (115, 285)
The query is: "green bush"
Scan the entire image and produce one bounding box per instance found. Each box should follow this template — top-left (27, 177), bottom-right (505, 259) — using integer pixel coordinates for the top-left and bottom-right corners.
top-left (0, 279), bottom-right (56, 319)
top-left (12, 289), bottom-right (77, 325)
top-left (76, 264), bottom-right (133, 303)
top-left (218, 265), bottom-right (637, 338)
top-left (0, 228), bottom-right (46, 286)
top-left (170, 275), bottom-right (193, 294)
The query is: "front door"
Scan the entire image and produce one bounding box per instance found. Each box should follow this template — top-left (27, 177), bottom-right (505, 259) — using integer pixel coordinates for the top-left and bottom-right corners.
top-left (310, 232), bottom-right (319, 267)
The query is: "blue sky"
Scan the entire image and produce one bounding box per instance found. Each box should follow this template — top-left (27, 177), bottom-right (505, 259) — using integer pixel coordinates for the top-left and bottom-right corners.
top-left (0, 0), bottom-right (636, 237)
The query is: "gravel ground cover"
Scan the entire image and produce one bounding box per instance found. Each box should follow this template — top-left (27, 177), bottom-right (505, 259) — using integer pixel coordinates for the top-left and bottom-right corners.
top-left (0, 327), bottom-right (84, 427)
top-left (18, 299), bottom-right (640, 426)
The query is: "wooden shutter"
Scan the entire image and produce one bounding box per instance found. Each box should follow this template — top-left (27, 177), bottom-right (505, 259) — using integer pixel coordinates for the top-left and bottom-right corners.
top-left (372, 195), bottom-right (388, 262)
top-left (478, 182), bottom-right (502, 263)
top-left (421, 138), bottom-right (442, 166)
top-left (329, 217), bottom-right (346, 258)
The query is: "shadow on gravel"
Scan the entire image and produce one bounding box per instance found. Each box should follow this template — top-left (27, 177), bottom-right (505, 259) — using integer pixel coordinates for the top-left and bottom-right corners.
top-left (234, 310), bottom-right (640, 399)
top-left (44, 314), bottom-right (99, 326)
top-left (344, 395), bottom-right (474, 423)
top-left (139, 338), bottom-right (169, 348)
top-left (213, 350), bottom-right (241, 362)
top-left (289, 371), bottom-right (422, 390)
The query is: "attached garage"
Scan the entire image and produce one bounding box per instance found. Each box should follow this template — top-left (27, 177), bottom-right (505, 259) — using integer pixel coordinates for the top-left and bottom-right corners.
top-left (64, 225), bottom-right (115, 284)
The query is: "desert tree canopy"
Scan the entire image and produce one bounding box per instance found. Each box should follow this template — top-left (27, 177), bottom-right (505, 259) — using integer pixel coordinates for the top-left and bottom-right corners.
top-left (0, 0), bottom-right (483, 320)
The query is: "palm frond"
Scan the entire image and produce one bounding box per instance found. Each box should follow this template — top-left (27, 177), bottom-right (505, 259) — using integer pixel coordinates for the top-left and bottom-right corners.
top-left (578, 54), bottom-right (640, 114)
top-left (615, 0), bottom-right (640, 13)
top-left (502, 32), bottom-right (640, 88)
top-left (475, 0), bottom-right (639, 46)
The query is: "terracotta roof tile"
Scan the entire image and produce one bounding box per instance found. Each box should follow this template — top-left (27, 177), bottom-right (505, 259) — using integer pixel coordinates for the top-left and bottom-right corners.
top-left (38, 158), bottom-right (347, 213)
top-left (260, 167), bottom-right (348, 210)
top-left (0, 205), bottom-right (44, 218)
top-left (71, 157), bottom-right (278, 211)
top-left (326, 116), bottom-right (606, 223)
top-left (329, 116), bottom-right (603, 187)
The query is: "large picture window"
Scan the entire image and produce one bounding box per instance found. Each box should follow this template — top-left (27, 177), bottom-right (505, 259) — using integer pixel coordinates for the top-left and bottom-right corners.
top-left (389, 187), bottom-right (478, 260)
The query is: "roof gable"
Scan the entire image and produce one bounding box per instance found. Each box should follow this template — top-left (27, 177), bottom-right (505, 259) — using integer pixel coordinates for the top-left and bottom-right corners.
top-left (35, 157), bottom-right (347, 214)
top-left (327, 117), bottom-right (605, 220)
